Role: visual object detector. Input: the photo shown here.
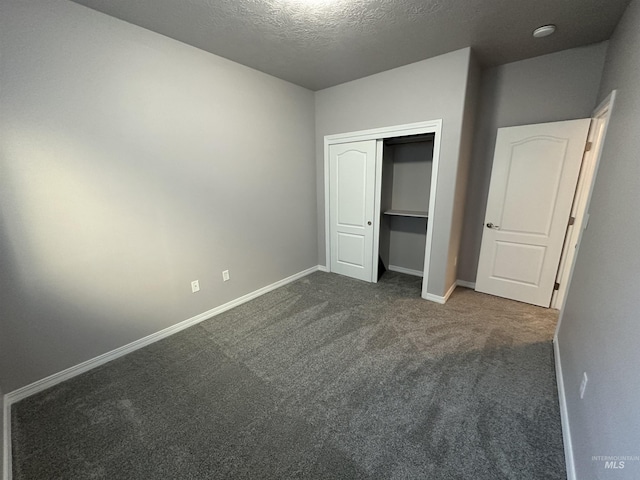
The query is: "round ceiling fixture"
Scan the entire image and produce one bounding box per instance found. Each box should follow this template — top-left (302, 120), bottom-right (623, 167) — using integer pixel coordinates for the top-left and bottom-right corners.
top-left (533, 25), bottom-right (557, 38)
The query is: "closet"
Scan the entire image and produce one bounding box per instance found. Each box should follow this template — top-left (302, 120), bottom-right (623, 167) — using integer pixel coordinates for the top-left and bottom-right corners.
top-left (325, 121), bottom-right (441, 299)
top-left (378, 134), bottom-right (434, 280)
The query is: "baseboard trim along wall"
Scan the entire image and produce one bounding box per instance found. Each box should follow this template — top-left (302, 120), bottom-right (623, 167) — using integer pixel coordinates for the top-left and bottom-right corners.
top-left (1, 269), bottom-right (481, 480)
top-left (456, 279), bottom-right (476, 289)
top-left (2, 394), bottom-right (7, 480)
top-left (424, 281), bottom-right (457, 304)
top-left (1, 265), bottom-right (323, 480)
top-left (388, 265), bottom-right (424, 277)
top-left (553, 337), bottom-right (577, 480)
top-left (423, 280), bottom-right (477, 304)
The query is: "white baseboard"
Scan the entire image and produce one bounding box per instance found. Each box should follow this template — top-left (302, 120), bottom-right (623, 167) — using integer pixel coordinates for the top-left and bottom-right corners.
top-left (423, 293), bottom-right (446, 304)
top-left (388, 265), bottom-right (424, 277)
top-left (424, 281), bottom-right (457, 304)
top-left (456, 279), bottom-right (476, 289)
top-left (2, 265), bottom-right (321, 480)
top-left (2, 394), bottom-right (8, 480)
top-left (554, 336), bottom-right (576, 480)
top-left (317, 265), bottom-right (329, 272)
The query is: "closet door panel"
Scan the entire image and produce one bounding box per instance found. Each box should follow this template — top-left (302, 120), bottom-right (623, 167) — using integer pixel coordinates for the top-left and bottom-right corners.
top-left (336, 153), bottom-right (367, 227)
top-left (329, 140), bottom-right (376, 282)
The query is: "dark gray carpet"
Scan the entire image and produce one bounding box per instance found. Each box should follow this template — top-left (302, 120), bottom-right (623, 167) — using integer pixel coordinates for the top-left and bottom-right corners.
top-left (12, 271), bottom-right (566, 479)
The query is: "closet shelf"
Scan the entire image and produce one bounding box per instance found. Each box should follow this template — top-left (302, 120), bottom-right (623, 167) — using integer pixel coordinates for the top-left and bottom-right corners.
top-left (383, 209), bottom-right (429, 218)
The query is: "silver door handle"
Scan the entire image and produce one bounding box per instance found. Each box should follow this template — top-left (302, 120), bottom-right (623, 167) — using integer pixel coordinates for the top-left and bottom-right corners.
top-left (486, 222), bottom-right (500, 230)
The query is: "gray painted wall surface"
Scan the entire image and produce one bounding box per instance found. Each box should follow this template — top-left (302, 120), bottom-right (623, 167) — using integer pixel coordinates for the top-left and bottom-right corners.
top-left (557, 1), bottom-right (640, 478)
top-left (387, 141), bottom-right (432, 273)
top-left (449, 52), bottom-right (481, 288)
top-left (0, 387), bottom-right (3, 478)
top-left (388, 217), bottom-right (427, 273)
top-left (0, 0), bottom-right (316, 392)
top-left (389, 141), bottom-right (433, 213)
top-left (315, 48), bottom-right (471, 296)
top-left (457, 43), bottom-right (608, 283)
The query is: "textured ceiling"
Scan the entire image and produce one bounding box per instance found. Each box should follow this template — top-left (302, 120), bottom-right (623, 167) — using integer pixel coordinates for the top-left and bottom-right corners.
top-left (69, 0), bottom-right (630, 90)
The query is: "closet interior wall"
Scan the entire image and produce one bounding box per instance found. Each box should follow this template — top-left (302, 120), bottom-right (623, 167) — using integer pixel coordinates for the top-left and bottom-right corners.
top-left (379, 136), bottom-right (434, 277)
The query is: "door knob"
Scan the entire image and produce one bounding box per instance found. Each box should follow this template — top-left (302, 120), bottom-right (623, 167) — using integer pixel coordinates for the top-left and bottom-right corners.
top-left (367, 221), bottom-right (372, 225)
top-left (486, 222), bottom-right (500, 230)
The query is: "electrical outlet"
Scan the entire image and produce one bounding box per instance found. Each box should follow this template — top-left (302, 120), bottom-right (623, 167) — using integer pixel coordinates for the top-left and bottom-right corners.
top-left (580, 372), bottom-right (588, 399)
top-left (222, 270), bottom-right (230, 282)
top-left (191, 280), bottom-right (200, 293)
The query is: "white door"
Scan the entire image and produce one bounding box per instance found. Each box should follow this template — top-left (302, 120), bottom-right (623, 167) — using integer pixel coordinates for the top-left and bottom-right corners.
top-left (476, 119), bottom-right (591, 307)
top-left (329, 140), bottom-right (377, 282)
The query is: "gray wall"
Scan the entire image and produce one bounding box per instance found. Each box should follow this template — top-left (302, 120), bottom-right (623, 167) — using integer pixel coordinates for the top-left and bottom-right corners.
top-left (449, 52), bottom-right (481, 288)
top-left (457, 43), bottom-right (608, 283)
top-left (387, 141), bottom-right (432, 273)
top-left (0, 0), bottom-right (317, 392)
top-left (0, 387), bottom-right (3, 479)
top-left (557, 1), bottom-right (640, 478)
top-left (389, 141), bottom-right (433, 213)
top-left (388, 217), bottom-right (428, 273)
top-left (315, 48), bottom-right (472, 296)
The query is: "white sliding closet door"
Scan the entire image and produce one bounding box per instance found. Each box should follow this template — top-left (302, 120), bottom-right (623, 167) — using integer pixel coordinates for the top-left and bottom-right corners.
top-left (329, 140), bottom-right (377, 282)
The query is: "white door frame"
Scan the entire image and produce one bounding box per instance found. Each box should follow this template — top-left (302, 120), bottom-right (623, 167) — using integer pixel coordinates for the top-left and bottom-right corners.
top-left (552, 92), bottom-right (617, 309)
top-left (554, 91), bottom-right (616, 317)
top-left (324, 120), bottom-right (443, 298)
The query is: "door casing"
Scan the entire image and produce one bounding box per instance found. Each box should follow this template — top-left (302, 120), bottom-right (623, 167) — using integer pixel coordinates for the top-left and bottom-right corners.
top-left (551, 91), bottom-right (617, 310)
top-left (324, 120), bottom-right (442, 299)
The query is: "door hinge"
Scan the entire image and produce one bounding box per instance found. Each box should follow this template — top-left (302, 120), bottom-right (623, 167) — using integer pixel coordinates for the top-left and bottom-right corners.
top-left (568, 216), bottom-right (576, 226)
top-left (585, 141), bottom-right (593, 152)
top-left (554, 282), bottom-right (560, 291)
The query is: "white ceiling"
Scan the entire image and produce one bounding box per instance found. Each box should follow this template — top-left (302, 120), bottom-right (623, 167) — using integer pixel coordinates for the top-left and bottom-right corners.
top-left (69, 0), bottom-right (630, 90)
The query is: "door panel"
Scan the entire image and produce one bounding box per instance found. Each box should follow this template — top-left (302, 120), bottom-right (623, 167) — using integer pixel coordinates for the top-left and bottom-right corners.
top-left (500, 138), bottom-right (566, 235)
top-left (476, 119), bottom-right (591, 307)
top-left (330, 141), bottom-right (376, 281)
top-left (336, 153), bottom-right (367, 226)
top-left (492, 242), bottom-right (546, 285)
top-left (337, 233), bottom-right (365, 266)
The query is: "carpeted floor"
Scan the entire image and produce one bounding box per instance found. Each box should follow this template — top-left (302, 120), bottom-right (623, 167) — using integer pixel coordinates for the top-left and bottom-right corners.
top-left (11, 271), bottom-right (566, 479)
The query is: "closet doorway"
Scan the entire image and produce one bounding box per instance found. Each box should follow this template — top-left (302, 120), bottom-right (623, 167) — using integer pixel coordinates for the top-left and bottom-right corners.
top-left (324, 120), bottom-right (442, 300)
